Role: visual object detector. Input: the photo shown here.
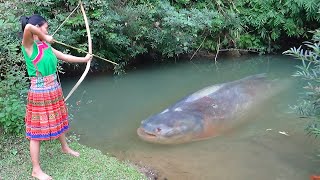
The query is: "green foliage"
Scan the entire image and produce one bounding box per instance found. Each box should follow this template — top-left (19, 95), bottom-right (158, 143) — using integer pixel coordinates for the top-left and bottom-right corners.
top-left (237, 0), bottom-right (307, 52)
top-left (283, 29), bottom-right (320, 136)
top-left (0, 1), bottom-right (28, 134)
top-left (0, 61), bottom-right (27, 134)
top-left (6, 0), bottom-right (318, 69)
top-left (144, 2), bottom-right (219, 57)
top-left (170, 0), bottom-right (320, 53)
top-left (87, 1), bottom-right (218, 66)
top-left (238, 34), bottom-right (263, 50)
top-left (238, 0), bottom-right (292, 52)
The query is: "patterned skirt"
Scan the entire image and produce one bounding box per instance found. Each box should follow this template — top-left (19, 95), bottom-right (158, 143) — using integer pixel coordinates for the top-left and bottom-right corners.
top-left (25, 73), bottom-right (69, 140)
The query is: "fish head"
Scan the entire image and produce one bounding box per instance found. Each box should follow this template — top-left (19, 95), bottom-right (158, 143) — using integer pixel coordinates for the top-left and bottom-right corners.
top-left (137, 109), bottom-right (202, 144)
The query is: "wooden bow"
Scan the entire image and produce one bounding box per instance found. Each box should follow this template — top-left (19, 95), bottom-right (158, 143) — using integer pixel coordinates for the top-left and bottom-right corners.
top-left (53, 0), bottom-right (117, 101)
top-left (64, 1), bottom-right (92, 101)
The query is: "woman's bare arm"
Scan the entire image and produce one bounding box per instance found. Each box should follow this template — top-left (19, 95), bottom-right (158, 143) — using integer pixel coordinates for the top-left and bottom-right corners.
top-left (22, 24), bottom-right (53, 56)
top-left (52, 48), bottom-right (91, 63)
top-left (22, 24), bottom-right (52, 47)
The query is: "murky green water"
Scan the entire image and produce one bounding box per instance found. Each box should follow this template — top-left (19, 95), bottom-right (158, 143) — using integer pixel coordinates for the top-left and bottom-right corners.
top-left (61, 55), bottom-right (320, 180)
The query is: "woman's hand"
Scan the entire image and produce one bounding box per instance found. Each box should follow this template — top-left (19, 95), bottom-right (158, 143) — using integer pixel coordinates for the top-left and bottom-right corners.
top-left (44, 35), bottom-right (54, 44)
top-left (83, 54), bottom-right (93, 62)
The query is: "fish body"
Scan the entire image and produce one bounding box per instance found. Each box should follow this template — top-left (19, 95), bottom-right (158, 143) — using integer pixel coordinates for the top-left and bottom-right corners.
top-left (137, 74), bottom-right (285, 144)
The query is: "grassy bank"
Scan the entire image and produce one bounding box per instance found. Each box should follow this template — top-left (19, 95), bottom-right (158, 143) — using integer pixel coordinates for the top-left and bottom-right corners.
top-left (0, 133), bottom-right (147, 180)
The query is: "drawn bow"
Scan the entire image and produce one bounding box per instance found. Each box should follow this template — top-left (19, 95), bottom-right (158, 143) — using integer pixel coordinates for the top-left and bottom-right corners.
top-left (64, 1), bottom-right (91, 101)
top-left (52, 0), bottom-right (117, 101)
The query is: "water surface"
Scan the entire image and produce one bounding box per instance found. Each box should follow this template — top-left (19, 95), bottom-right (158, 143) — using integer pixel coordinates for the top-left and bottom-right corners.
top-left (61, 55), bottom-right (320, 180)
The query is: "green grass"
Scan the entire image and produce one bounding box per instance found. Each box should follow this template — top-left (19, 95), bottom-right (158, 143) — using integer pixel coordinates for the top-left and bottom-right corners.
top-left (0, 133), bottom-right (147, 180)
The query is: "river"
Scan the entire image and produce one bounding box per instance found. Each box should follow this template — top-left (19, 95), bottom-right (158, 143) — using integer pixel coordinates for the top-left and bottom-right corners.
top-left (61, 55), bottom-right (320, 180)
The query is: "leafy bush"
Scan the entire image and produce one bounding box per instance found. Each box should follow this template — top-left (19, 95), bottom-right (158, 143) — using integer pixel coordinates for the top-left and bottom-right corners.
top-left (144, 2), bottom-right (219, 57)
top-left (236, 0), bottom-right (319, 52)
top-left (9, 0), bottom-right (320, 67)
top-left (283, 29), bottom-right (320, 136)
top-left (0, 1), bottom-right (28, 134)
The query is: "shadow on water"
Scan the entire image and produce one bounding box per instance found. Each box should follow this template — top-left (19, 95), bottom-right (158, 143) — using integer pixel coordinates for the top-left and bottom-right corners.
top-left (61, 55), bottom-right (320, 180)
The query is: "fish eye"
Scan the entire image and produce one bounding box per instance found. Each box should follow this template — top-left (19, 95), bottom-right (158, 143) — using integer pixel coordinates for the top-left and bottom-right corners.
top-left (211, 103), bottom-right (218, 108)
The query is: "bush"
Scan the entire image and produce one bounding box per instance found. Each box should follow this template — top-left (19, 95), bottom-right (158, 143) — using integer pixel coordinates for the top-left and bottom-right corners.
top-left (143, 2), bottom-right (219, 57)
top-left (0, 1), bottom-right (28, 134)
top-left (283, 29), bottom-right (320, 136)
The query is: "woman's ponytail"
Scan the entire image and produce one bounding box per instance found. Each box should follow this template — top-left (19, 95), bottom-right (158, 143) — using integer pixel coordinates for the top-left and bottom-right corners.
top-left (20, 16), bottom-right (30, 32)
top-left (19, 14), bottom-right (46, 33)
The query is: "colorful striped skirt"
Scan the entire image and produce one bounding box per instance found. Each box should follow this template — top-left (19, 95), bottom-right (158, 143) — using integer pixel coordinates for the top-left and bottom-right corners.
top-left (25, 73), bottom-right (69, 140)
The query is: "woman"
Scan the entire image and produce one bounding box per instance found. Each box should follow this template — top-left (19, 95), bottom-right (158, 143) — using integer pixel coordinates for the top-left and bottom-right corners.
top-left (20, 14), bottom-right (92, 180)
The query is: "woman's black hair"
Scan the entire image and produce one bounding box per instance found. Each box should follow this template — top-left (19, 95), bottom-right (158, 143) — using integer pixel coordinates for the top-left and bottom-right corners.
top-left (20, 14), bottom-right (47, 32)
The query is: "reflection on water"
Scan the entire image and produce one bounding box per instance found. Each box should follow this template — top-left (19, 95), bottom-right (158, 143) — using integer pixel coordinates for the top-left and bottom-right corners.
top-left (61, 55), bottom-right (320, 180)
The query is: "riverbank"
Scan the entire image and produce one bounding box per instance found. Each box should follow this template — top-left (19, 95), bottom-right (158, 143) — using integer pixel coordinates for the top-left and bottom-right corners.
top-left (0, 132), bottom-right (150, 180)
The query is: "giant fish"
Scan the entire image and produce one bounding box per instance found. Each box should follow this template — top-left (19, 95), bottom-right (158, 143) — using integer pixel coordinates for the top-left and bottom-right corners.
top-left (137, 74), bottom-right (286, 144)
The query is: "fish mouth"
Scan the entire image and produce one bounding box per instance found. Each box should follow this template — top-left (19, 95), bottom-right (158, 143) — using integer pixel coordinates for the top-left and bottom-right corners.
top-left (137, 128), bottom-right (158, 140)
top-left (137, 127), bottom-right (175, 144)
top-left (137, 127), bottom-right (192, 144)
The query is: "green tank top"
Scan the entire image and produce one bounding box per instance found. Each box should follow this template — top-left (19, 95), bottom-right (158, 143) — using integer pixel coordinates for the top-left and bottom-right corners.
top-left (21, 41), bottom-right (58, 77)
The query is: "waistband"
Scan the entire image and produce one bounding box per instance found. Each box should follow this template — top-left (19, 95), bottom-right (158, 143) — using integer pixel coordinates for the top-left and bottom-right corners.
top-left (30, 73), bottom-right (59, 89)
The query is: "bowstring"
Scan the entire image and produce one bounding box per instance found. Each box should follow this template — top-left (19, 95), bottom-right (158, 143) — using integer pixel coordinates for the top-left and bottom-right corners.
top-left (52, 2), bottom-right (81, 102)
top-left (52, 3), bottom-right (80, 36)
